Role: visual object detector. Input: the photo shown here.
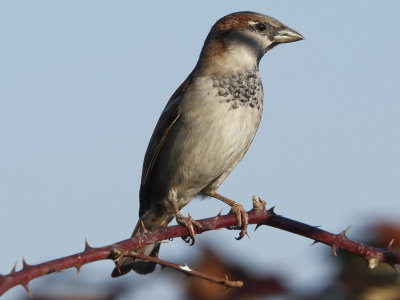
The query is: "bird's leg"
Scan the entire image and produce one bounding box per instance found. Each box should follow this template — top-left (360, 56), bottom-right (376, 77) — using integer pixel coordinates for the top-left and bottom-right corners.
top-left (169, 198), bottom-right (202, 245)
top-left (206, 192), bottom-right (249, 240)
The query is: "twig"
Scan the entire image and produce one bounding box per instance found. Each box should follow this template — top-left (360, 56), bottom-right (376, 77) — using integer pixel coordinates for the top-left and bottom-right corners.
top-left (111, 249), bottom-right (243, 288)
top-left (1, 196), bottom-right (399, 296)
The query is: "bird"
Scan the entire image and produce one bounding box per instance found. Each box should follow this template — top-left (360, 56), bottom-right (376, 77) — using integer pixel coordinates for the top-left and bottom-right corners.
top-left (112, 11), bottom-right (303, 277)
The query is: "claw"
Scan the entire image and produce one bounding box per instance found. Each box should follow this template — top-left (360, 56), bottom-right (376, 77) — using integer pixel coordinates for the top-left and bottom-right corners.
top-left (176, 212), bottom-right (202, 246)
top-left (229, 202), bottom-right (249, 240)
top-left (206, 192), bottom-right (250, 241)
top-left (181, 235), bottom-right (192, 244)
top-left (235, 229), bottom-right (249, 240)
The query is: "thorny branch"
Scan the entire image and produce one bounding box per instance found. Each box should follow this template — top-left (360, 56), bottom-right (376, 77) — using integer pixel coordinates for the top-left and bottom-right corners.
top-left (1, 196), bottom-right (399, 297)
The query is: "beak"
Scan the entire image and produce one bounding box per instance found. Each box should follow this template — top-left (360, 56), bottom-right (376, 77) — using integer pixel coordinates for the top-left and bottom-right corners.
top-left (273, 27), bottom-right (304, 43)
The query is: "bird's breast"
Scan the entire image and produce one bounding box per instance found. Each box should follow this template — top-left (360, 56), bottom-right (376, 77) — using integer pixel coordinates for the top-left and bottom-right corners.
top-left (213, 67), bottom-right (263, 110)
top-left (167, 69), bottom-right (264, 194)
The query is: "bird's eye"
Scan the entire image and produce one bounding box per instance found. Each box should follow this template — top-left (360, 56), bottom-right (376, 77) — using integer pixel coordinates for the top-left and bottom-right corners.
top-left (256, 23), bottom-right (267, 31)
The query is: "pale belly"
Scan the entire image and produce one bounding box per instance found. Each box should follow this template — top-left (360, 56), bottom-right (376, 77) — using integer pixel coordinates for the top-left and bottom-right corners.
top-left (168, 103), bottom-right (262, 205)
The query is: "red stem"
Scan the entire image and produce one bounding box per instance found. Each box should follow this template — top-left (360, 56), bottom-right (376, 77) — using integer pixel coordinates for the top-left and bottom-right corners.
top-left (1, 205), bottom-right (399, 296)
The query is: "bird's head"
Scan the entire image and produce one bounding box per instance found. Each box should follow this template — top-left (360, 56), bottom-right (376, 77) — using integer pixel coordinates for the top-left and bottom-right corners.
top-left (198, 11), bottom-right (304, 75)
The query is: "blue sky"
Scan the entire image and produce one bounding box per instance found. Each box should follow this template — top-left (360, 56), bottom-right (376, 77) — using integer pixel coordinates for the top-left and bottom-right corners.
top-left (1, 1), bottom-right (400, 299)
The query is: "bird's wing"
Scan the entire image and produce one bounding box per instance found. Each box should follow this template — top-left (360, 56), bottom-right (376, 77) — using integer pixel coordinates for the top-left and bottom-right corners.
top-left (139, 75), bottom-right (193, 216)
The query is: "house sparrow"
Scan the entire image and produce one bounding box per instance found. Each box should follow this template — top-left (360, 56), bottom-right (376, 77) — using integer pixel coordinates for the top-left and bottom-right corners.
top-left (112, 11), bottom-right (303, 277)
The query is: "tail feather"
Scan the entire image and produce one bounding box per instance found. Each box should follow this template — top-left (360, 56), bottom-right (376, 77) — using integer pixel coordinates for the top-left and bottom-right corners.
top-left (111, 243), bottom-right (160, 277)
top-left (111, 221), bottom-right (160, 277)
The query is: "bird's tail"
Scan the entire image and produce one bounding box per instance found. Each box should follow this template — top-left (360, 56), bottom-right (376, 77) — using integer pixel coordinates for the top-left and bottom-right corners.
top-left (111, 220), bottom-right (160, 277)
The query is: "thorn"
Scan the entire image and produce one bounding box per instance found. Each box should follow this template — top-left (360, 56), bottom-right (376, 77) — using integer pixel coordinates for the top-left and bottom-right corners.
top-left (331, 226), bottom-right (351, 257)
top-left (368, 258), bottom-right (379, 269)
top-left (21, 281), bottom-right (32, 298)
top-left (216, 209), bottom-right (223, 217)
top-left (339, 226), bottom-right (351, 238)
top-left (387, 238), bottom-right (395, 250)
top-left (332, 245), bottom-right (338, 256)
top-left (222, 277), bottom-right (232, 294)
top-left (267, 206), bottom-right (276, 216)
top-left (10, 261), bottom-right (17, 274)
top-left (84, 238), bottom-right (92, 252)
top-left (22, 257), bottom-right (30, 269)
top-left (311, 240), bottom-right (319, 246)
top-left (254, 223), bottom-right (263, 231)
top-left (75, 265), bottom-right (82, 275)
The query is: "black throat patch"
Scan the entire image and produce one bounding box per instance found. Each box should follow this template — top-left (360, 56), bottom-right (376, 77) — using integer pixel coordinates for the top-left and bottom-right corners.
top-left (213, 69), bottom-right (262, 110)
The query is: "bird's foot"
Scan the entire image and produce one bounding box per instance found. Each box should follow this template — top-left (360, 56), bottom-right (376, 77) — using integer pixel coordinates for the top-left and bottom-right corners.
top-left (228, 202), bottom-right (249, 240)
top-left (205, 192), bottom-right (249, 240)
top-left (175, 212), bottom-right (203, 246)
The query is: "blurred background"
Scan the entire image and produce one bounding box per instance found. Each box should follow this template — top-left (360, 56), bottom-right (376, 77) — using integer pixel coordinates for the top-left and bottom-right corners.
top-left (1, 1), bottom-right (400, 299)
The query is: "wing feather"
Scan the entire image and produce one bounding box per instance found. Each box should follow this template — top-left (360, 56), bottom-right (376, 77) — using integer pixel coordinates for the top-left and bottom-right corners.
top-left (138, 76), bottom-right (193, 216)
